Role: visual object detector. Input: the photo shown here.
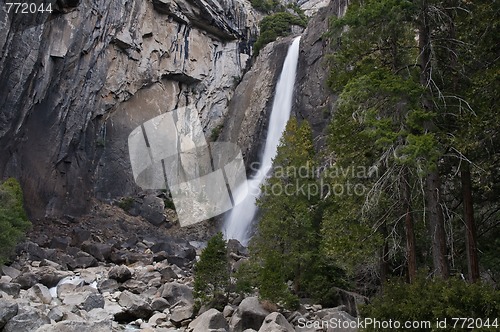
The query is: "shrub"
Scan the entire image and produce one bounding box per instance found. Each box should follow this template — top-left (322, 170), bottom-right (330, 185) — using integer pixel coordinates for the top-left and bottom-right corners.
top-left (193, 233), bottom-right (230, 311)
top-left (250, 0), bottom-right (281, 13)
top-left (254, 12), bottom-right (307, 55)
top-left (0, 178), bottom-right (32, 264)
top-left (210, 124), bottom-right (223, 142)
top-left (117, 197), bottom-right (134, 211)
top-left (361, 274), bottom-right (500, 331)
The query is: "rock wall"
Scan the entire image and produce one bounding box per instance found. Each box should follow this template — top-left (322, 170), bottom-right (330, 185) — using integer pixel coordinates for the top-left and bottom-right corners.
top-left (294, 0), bottom-right (348, 151)
top-left (0, 0), bottom-right (260, 218)
top-left (219, 37), bottom-right (293, 173)
top-left (0, 0), bottom-right (345, 220)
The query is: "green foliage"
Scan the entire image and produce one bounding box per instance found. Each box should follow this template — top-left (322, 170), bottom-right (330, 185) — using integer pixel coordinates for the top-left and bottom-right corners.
top-left (210, 124), bottom-right (223, 142)
top-left (234, 259), bottom-right (259, 294)
top-left (361, 274), bottom-right (500, 331)
top-left (250, 0), bottom-right (281, 13)
top-left (163, 197), bottom-right (176, 210)
top-left (0, 178), bottom-right (31, 265)
top-left (245, 118), bottom-right (348, 308)
top-left (193, 233), bottom-right (230, 311)
top-left (254, 12), bottom-right (307, 55)
top-left (117, 197), bottom-right (134, 211)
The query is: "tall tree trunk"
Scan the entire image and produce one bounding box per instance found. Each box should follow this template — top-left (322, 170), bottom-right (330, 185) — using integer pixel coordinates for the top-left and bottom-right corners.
top-left (418, 0), bottom-right (450, 279)
top-left (426, 171), bottom-right (450, 278)
top-left (380, 222), bottom-right (390, 286)
top-left (403, 167), bottom-right (417, 282)
top-left (461, 163), bottom-right (479, 282)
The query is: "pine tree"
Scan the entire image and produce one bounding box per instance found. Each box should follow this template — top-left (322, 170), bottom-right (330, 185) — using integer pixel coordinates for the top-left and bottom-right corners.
top-left (193, 232), bottom-right (230, 310)
top-left (0, 178), bottom-right (32, 265)
top-left (251, 118), bottom-right (319, 308)
top-left (325, 0), bottom-right (499, 283)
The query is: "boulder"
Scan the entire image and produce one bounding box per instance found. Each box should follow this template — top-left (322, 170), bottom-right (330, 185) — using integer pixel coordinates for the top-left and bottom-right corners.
top-left (81, 293), bottom-right (105, 311)
top-left (80, 242), bottom-right (112, 262)
top-left (28, 284), bottom-right (52, 304)
top-left (188, 308), bottom-right (228, 332)
top-left (0, 300), bottom-right (18, 328)
top-left (32, 266), bottom-right (73, 288)
top-left (50, 236), bottom-right (71, 250)
top-left (0, 283), bottom-right (21, 297)
top-left (62, 291), bottom-right (95, 306)
top-left (72, 256), bottom-right (96, 268)
top-left (331, 288), bottom-right (368, 317)
top-left (140, 195), bottom-right (166, 226)
top-left (148, 312), bottom-right (168, 326)
top-left (3, 308), bottom-right (50, 332)
top-left (12, 272), bottom-right (38, 289)
top-left (227, 239), bottom-right (248, 257)
top-left (258, 312), bottom-right (294, 332)
top-left (324, 311), bottom-right (357, 332)
top-left (47, 307), bottom-right (64, 322)
top-left (118, 290), bottom-right (153, 319)
top-left (223, 305), bottom-right (235, 318)
top-left (71, 228), bottom-right (92, 246)
top-left (34, 319), bottom-right (113, 332)
top-left (151, 297), bottom-right (170, 312)
top-left (230, 297), bottom-right (270, 332)
top-left (120, 279), bottom-right (147, 294)
top-left (16, 242), bottom-right (47, 261)
top-left (108, 265), bottom-right (132, 282)
top-left (97, 279), bottom-right (119, 293)
top-left (170, 303), bottom-right (194, 325)
top-left (1, 266), bottom-right (21, 279)
top-left (160, 282), bottom-right (193, 304)
top-left (150, 238), bottom-right (196, 266)
top-left (159, 266), bottom-right (178, 282)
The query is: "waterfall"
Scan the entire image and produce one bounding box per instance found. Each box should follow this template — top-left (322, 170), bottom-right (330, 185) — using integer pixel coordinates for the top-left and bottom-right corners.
top-left (223, 36), bottom-right (301, 245)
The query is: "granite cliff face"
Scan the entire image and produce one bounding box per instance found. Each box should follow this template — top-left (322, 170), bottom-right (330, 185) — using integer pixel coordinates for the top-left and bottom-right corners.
top-left (0, 0), bottom-right (259, 217)
top-left (0, 0), bottom-right (341, 219)
top-left (294, 0), bottom-right (348, 151)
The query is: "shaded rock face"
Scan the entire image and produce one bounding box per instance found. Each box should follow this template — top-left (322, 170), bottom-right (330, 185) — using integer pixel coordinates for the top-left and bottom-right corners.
top-left (294, 0), bottom-right (349, 151)
top-left (0, 0), bottom-right (259, 218)
top-left (220, 37), bottom-right (293, 172)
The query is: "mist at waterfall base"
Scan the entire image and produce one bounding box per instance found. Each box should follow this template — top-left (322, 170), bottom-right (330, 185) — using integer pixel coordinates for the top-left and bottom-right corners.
top-left (223, 36), bottom-right (301, 246)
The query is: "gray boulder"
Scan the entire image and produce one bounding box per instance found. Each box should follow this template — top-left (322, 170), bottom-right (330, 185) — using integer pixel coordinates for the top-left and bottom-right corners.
top-left (151, 297), bottom-right (170, 312)
top-left (170, 303), bottom-right (194, 325)
top-left (3, 308), bottom-right (50, 332)
top-left (118, 290), bottom-right (153, 319)
top-left (1, 266), bottom-right (21, 279)
top-left (140, 195), bottom-right (166, 226)
top-left (27, 284), bottom-right (52, 304)
top-left (258, 312), bottom-right (294, 332)
top-left (0, 283), bottom-right (21, 297)
top-left (108, 265), bottom-right (132, 282)
top-left (81, 293), bottom-right (105, 311)
top-left (230, 297), bottom-right (270, 332)
top-left (188, 308), bottom-right (228, 332)
top-left (0, 300), bottom-right (18, 329)
top-left (324, 311), bottom-right (357, 332)
top-left (34, 319), bottom-right (112, 332)
top-left (160, 282), bottom-right (194, 304)
top-left (12, 272), bottom-right (38, 289)
top-left (96, 278), bottom-right (119, 293)
top-left (80, 242), bottom-right (112, 262)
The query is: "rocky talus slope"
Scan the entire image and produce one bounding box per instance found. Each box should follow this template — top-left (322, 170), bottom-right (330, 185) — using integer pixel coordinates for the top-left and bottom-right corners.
top-left (0, 202), bottom-right (362, 331)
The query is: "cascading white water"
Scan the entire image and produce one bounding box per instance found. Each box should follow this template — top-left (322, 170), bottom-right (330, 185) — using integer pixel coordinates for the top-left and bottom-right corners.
top-left (223, 36), bottom-right (301, 245)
